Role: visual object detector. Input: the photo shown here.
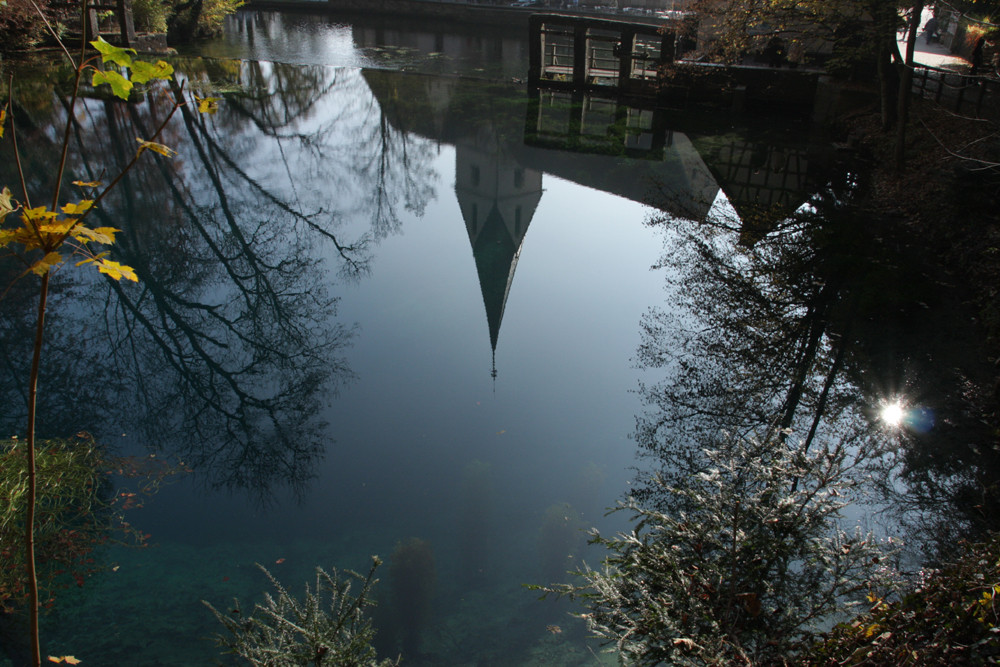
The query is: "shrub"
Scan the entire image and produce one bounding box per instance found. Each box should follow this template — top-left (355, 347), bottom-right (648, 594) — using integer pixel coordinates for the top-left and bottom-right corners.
top-left (131, 0), bottom-right (170, 33)
top-left (204, 559), bottom-right (398, 666)
top-left (805, 532), bottom-right (1000, 665)
top-left (537, 431), bottom-right (897, 666)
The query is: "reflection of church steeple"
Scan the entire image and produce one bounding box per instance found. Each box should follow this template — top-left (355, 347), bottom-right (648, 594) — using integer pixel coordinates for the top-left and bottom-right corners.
top-left (455, 126), bottom-right (543, 379)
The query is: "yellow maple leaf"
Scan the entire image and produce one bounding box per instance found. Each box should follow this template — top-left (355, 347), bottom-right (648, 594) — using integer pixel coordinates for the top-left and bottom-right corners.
top-left (135, 138), bottom-right (177, 158)
top-left (96, 258), bottom-right (138, 282)
top-left (31, 252), bottom-right (63, 276)
top-left (61, 200), bottom-right (95, 216)
top-left (195, 95), bottom-right (220, 114)
top-left (0, 186), bottom-right (14, 223)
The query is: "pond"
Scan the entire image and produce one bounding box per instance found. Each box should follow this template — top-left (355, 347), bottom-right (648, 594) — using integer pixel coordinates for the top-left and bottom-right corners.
top-left (1, 9), bottom-right (996, 666)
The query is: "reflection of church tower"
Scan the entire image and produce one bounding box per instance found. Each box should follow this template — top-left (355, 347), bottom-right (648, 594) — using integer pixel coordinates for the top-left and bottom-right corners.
top-left (455, 126), bottom-right (543, 379)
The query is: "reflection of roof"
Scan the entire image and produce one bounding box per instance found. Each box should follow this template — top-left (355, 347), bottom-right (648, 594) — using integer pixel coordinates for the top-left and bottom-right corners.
top-left (469, 202), bottom-right (521, 353)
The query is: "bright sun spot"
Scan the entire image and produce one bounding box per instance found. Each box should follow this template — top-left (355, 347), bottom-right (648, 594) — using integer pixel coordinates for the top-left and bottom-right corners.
top-left (880, 401), bottom-right (905, 427)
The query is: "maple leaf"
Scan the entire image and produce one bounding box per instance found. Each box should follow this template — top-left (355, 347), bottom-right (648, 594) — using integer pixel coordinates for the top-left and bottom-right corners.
top-left (135, 138), bottom-right (177, 158)
top-left (90, 36), bottom-right (135, 68)
top-left (92, 69), bottom-right (133, 100)
top-left (96, 258), bottom-right (138, 282)
top-left (131, 59), bottom-right (174, 84)
top-left (61, 200), bottom-right (94, 216)
top-left (31, 252), bottom-right (63, 276)
top-left (195, 96), bottom-right (220, 114)
top-left (0, 186), bottom-right (14, 223)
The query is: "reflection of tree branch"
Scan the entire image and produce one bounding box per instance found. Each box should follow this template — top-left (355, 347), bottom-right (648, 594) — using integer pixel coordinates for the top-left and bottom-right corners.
top-left (173, 78), bottom-right (374, 279)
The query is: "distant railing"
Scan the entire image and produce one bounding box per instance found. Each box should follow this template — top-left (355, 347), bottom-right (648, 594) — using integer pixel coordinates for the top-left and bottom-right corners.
top-left (911, 65), bottom-right (999, 120)
top-left (49, 0), bottom-right (136, 48)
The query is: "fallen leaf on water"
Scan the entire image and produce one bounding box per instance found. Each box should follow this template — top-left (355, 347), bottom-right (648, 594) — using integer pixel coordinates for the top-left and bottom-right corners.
top-left (275, 558), bottom-right (285, 564)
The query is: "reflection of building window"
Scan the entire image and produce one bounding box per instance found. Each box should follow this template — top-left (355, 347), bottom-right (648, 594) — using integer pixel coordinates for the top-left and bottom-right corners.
top-left (471, 165), bottom-right (481, 187)
top-left (471, 203), bottom-right (478, 233)
top-left (514, 168), bottom-right (524, 189)
top-left (515, 206), bottom-right (522, 236)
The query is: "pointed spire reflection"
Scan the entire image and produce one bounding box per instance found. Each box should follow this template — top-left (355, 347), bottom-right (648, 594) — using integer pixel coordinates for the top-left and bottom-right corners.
top-left (455, 126), bottom-right (543, 379)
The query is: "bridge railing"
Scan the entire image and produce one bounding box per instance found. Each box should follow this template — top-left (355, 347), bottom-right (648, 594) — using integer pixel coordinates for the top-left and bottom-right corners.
top-left (911, 65), bottom-right (999, 121)
top-left (48, 0), bottom-right (137, 48)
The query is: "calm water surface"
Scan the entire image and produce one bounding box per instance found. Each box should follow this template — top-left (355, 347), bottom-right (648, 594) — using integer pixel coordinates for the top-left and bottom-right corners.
top-left (1, 10), bottom-right (994, 666)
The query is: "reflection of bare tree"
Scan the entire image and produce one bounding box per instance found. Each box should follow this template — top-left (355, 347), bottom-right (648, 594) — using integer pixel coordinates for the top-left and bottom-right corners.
top-left (634, 182), bottom-right (873, 501)
top-left (350, 83), bottom-right (438, 240)
top-left (1, 61), bottom-right (439, 501)
top-left (634, 174), bottom-right (1000, 557)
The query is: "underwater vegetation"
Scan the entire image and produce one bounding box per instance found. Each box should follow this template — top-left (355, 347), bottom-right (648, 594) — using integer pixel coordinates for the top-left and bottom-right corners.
top-left (458, 459), bottom-right (494, 586)
top-left (386, 537), bottom-right (437, 657)
top-left (204, 558), bottom-right (398, 666)
top-left (538, 503), bottom-right (584, 585)
top-left (569, 461), bottom-right (606, 521)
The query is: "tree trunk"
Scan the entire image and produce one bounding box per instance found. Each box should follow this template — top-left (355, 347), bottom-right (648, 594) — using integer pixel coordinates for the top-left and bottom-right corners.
top-left (896, 0), bottom-right (924, 171)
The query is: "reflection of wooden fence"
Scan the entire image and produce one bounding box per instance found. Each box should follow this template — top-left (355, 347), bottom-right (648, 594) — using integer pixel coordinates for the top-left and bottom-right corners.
top-left (911, 65), bottom-right (999, 120)
top-left (50, 0), bottom-right (136, 48)
top-left (528, 13), bottom-right (674, 97)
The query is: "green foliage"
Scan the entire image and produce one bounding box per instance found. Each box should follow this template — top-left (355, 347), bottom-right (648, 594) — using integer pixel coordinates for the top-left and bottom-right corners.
top-left (131, 0), bottom-right (170, 33)
top-left (537, 431), bottom-right (896, 666)
top-left (167, 0), bottom-right (244, 41)
top-left (204, 559), bottom-right (398, 667)
top-left (805, 533), bottom-right (1000, 665)
top-left (196, 0), bottom-right (243, 36)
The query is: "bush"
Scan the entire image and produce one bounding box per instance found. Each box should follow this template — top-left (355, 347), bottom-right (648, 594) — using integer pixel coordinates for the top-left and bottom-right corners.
top-left (204, 559), bottom-right (398, 666)
top-left (131, 0), bottom-right (170, 33)
top-left (805, 533), bottom-right (1000, 665)
top-left (537, 431), bottom-right (897, 666)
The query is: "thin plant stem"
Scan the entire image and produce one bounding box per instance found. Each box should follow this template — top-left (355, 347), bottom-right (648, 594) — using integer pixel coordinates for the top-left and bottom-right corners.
top-left (7, 75), bottom-right (32, 210)
top-left (26, 271), bottom-right (51, 667)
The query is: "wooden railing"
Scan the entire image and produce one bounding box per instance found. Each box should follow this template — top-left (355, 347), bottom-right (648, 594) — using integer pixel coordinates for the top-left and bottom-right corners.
top-left (911, 65), bottom-right (998, 120)
top-left (49, 0), bottom-right (136, 48)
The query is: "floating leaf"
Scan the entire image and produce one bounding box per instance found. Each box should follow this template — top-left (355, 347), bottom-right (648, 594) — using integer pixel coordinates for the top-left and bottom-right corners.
top-left (195, 95), bottom-right (220, 114)
top-left (136, 138), bottom-right (177, 158)
top-left (0, 107), bottom-right (6, 138)
top-left (92, 69), bottom-right (133, 100)
top-left (72, 180), bottom-right (102, 188)
top-left (90, 36), bottom-right (135, 68)
top-left (131, 59), bottom-right (174, 84)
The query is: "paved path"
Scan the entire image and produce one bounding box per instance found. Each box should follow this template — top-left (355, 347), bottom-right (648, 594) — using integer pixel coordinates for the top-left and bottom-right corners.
top-left (899, 33), bottom-right (970, 70)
